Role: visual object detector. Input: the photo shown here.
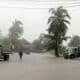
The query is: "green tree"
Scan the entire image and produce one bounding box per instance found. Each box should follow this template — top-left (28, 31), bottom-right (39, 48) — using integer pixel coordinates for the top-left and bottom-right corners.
top-left (44, 6), bottom-right (70, 57)
top-left (9, 19), bottom-right (23, 50)
top-left (2, 37), bottom-right (10, 48)
top-left (15, 38), bottom-right (31, 52)
top-left (32, 39), bottom-right (43, 53)
top-left (68, 35), bottom-right (80, 47)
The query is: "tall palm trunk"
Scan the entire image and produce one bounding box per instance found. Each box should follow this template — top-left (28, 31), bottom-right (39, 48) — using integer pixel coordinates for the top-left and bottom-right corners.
top-left (54, 39), bottom-right (59, 57)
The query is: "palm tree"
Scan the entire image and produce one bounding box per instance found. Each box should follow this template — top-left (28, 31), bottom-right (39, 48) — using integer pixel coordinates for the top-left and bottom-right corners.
top-left (46, 6), bottom-right (71, 57)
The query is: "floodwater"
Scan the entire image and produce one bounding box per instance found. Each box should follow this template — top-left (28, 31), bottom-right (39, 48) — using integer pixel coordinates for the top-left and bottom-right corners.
top-left (0, 53), bottom-right (80, 80)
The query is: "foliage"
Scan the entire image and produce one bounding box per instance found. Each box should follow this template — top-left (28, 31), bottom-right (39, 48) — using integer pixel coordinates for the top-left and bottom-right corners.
top-left (8, 19), bottom-right (23, 49)
top-left (32, 39), bottom-right (44, 53)
top-left (48, 6), bottom-right (70, 36)
top-left (2, 37), bottom-right (10, 48)
top-left (0, 19), bottom-right (31, 52)
top-left (15, 38), bottom-right (31, 52)
top-left (43, 6), bottom-right (70, 57)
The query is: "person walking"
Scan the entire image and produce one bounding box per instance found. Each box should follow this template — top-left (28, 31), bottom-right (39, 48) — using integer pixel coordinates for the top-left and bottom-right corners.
top-left (19, 51), bottom-right (23, 60)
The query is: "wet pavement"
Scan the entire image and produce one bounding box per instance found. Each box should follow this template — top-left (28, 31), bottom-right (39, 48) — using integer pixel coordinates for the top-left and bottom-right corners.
top-left (0, 53), bottom-right (80, 80)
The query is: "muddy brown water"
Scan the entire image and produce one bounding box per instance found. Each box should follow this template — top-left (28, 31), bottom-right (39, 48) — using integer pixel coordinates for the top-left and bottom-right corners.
top-left (0, 53), bottom-right (80, 80)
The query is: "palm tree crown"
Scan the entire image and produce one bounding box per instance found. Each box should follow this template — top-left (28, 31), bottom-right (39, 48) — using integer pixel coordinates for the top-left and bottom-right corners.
top-left (48, 6), bottom-right (70, 36)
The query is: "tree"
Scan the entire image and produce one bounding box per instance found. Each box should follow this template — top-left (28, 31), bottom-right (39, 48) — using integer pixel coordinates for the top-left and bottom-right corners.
top-left (9, 19), bottom-right (23, 50)
top-left (68, 35), bottom-right (80, 47)
top-left (44, 6), bottom-right (71, 57)
top-left (15, 38), bottom-right (31, 52)
top-left (32, 39), bottom-right (43, 53)
top-left (2, 37), bottom-right (10, 48)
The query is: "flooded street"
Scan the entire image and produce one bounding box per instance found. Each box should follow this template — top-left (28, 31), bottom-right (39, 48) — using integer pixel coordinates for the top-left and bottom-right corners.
top-left (0, 53), bottom-right (80, 80)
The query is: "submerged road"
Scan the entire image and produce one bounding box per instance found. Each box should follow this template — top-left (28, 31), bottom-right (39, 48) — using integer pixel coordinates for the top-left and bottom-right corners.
top-left (0, 53), bottom-right (80, 80)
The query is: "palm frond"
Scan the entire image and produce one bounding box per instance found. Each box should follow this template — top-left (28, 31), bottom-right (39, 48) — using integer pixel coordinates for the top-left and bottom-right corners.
top-left (47, 16), bottom-right (56, 24)
top-left (49, 8), bottom-right (56, 14)
top-left (57, 6), bottom-right (63, 13)
top-left (43, 34), bottom-right (54, 39)
top-left (63, 19), bottom-right (70, 24)
top-left (60, 9), bottom-right (71, 19)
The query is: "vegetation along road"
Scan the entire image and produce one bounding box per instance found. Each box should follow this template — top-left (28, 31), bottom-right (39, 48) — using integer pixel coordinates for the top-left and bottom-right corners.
top-left (0, 53), bottom-right (80, 80)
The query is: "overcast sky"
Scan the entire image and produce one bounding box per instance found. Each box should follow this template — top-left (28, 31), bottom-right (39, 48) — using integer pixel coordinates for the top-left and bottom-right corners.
top-left (0, 0), bottom-right (80, 42)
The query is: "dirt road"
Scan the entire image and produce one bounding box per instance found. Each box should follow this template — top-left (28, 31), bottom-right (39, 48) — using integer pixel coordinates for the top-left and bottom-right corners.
top-left (0, 53), bottom-right (80, 80)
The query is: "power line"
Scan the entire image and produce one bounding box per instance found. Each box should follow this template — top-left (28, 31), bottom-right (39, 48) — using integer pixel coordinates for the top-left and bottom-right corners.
top-left (65, 4), bottom-right (80, 8)
top-left (0, 1), bottom-right (80, 9)
top-left (13, 0), bottom-right (80, 2)
top-left (0, 5), bottom-right (79, 9)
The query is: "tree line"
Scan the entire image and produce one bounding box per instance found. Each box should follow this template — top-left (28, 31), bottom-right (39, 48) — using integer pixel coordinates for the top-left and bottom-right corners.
top-left (0, 19), bottom-right (44, 53)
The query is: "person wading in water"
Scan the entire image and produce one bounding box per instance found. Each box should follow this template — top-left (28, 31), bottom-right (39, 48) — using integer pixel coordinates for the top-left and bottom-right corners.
top-left (19, 51), bottom-right (23, 60)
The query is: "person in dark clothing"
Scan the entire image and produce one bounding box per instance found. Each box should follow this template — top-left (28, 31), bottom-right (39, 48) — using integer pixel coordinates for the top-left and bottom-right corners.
top-left (0, 45), bottom-right (3, 55)
top-left (19, 51), bottom-right (23, 60)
